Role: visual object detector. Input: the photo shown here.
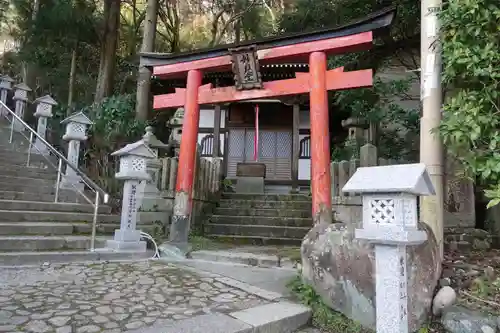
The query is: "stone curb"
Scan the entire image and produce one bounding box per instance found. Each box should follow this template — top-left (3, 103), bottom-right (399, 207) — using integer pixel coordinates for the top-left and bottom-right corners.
top-left (161, 258), bottom-right (287, 301)
top-left (130, 301), bottom-right (312, 333)
top-left (189, 250), bottom-right (298, 269)
top-left (0, 250), bottom-right (153, 267)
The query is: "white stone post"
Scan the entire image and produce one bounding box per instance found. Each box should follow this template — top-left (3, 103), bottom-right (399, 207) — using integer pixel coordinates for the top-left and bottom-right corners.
top-left (107, 141), bottom-right (156, 251)
top-left (59, 111), bottom-right (93, 191)
top-left (342, 163), bottom-right (436, 333)
top-left (12, 83), bottom-right (32, 132)
top-left (31, 95), bottom-right (57, 155)
top-left (0, 75), bottom-right (14, 117)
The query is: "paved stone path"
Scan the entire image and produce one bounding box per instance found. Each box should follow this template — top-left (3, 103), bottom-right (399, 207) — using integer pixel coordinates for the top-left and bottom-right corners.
top-left (0, 260), bottom-right (267, 333)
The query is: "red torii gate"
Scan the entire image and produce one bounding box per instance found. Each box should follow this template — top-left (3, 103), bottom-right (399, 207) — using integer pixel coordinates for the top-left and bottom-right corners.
top-left (142, 7), bottom-right (396, 249)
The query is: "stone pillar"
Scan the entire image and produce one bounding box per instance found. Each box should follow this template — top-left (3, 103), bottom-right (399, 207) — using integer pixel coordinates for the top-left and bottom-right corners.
top-left (31, 95), bottom-right (57, 155)
top-left (107, 141), bottom-right (156, 251)
top-left (169, 69), bottom-right (202, 252)
top-left (0, 75), bottom-right (14, 117)
top-left (59, 111), bottom-right (93, 191)
top-left (343, 163), bottom-right (436, 333)
top-left (309, 52), bottom-right (332, 224)
top-left (12, 83), bottom-right (32, 132)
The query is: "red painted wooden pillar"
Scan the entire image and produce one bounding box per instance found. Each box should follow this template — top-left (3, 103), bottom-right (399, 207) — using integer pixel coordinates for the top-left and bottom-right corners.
top-left (309, 52), bottom-right (332, 224)
top-left (169, 69), bottom-right (202, 249)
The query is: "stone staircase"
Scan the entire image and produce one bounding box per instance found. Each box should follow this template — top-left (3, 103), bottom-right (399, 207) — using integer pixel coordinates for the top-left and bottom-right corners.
top-left (0, 123), bottom-right (157, 265)
top-left (205, 192), bottom-right (313, 244)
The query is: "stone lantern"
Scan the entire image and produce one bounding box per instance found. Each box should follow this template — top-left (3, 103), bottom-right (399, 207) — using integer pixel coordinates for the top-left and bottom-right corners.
top-left (167, 107), bottom-right (184, 157)
top-left (342, 163), bottom-right (435, 333)
top-left (31, 95), bottom-right (57, 155)
top-left (107, 140), bottom-right (156, 251)
top-left (139, 126), bottom-right (170, 213)
top-left (0, 75), bottom-right (14, 117)
top-left (59, 111), bottom-right (93, 191)
top-left (12, 83), bottom-right (32, 132)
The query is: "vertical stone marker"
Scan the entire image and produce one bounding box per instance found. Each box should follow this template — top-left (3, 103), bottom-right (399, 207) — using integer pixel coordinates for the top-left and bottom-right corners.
top-left (342, 163), bottom-right (436, 333)
top-left (60, 111), bottom-right (93, 191)
top-left (107, 140), bottom-right (156, 251)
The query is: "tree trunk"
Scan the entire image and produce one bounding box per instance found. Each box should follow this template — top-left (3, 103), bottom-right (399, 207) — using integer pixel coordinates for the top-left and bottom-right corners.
top-left (67, 46), bottom-right (77, 110)
top-left (22, 0), bottom-right (40, 95)
top-left (235, 19), bottom-right (241, 44)
top-left (135, 0), bottom-right (159, 121)
top-left (95, 0), bottom-right (121, 103)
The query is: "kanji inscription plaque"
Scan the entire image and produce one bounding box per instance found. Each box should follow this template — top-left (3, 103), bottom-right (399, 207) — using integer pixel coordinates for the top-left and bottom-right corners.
top-left (229, 45), bottom-right (263, 90)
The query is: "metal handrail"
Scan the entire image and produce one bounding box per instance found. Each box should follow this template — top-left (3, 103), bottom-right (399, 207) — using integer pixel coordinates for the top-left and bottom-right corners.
top-left (0, 100), bottom-right (110, 251)
top-left (0, 100), bottom-right (109, 203)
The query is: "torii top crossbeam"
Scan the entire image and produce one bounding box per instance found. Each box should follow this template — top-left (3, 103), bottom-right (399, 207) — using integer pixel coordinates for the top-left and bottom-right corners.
top-left (141, 7), bottom-right (396, 110)
top-left (139, 7), bottom-right (396, 248)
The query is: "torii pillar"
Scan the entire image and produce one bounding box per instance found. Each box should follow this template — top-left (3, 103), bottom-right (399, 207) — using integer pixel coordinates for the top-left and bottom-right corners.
top-left (309, 52), bottom-right (332, 225)
top-left (168, 70), bottom-right (202, 251)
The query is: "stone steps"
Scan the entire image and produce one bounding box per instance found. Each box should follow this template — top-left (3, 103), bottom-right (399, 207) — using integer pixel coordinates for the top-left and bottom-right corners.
top-left (0, 123), bottom-right (159, 261)
top-left (0, 235), bottom-right (109, 252)
top-left (0, 221), bottom-right (156, 236)
top-left (206, 224), bottom-right (309, 239)
top-left (218, 199), bottom-right (312, 210)
top-left (0, 151), bottom-right (56, 165)
top-left (0, 166), bottom-right (58, 179)
top-left (0, 250), bottom-right (152, 266)
top-left (0, 174), bottom-right (57, 186)
top-left (0, 199), bottom-right (111, 213)
top-left (205, 234), bottom-right (303, 246)
top-left (0, 190), bottom-right (83, 203)
top-left (214, 208), bottom-right (312, 218)
top-left (0, 180), bottom-right (61, 193)
top-left (0, 209), bottom-right (120, 222)
top-left (210, 215), bottom-right (312, 227)
top-left (222, 193), bottom-right (311, 201)
top-left (205, 192), bottom-right (313, 244)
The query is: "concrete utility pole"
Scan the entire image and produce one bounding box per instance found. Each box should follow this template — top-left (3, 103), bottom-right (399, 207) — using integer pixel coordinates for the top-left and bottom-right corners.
top-left (420, 0), bottom-right (444, 260)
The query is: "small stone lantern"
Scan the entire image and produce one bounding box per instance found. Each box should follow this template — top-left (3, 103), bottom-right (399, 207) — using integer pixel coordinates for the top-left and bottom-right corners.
top-left (31, 95), bottom-right (57, 155)
top-left (59, 111), bottom-right (93, 191)
top-left (139, 126), bottom-right (170, 212)
top-left (0, 75), bottom-right (14, 117)
top-left (12, 83), bottom-right (32, 132)
top-left (342, 163), bottom-right (435, 333)
top-left (167, 107), bottom-right (184, 157)
top-left (107, 140), bottom-right (156, 251)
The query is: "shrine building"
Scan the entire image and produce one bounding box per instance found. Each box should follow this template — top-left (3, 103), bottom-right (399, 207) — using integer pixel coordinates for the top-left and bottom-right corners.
top-left (140, 7), bottom-right (396, 239)
top-left (141, 7), bottom-right (396, 196)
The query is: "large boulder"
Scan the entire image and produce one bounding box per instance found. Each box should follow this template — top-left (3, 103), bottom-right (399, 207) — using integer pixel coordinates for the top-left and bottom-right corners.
top-left (301, 220), bottom-right (440, 331)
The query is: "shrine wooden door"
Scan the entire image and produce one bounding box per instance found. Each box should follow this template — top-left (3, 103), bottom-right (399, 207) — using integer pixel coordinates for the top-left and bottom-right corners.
top-left (227, 128), bottom-right (292, 181)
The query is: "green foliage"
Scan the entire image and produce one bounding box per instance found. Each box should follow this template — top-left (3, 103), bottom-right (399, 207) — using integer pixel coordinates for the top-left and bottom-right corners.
top-left (332, 77), bottom-right (420, 161)
top-left (439, 0), bottom-right (500, 207)
top-left (279, 0), bottom-right (419, 44)
top-left (74, 94), bottom-right (146, 200)
top-left (287, 275), bottom-right (370, 333)
top-left (85, 94), bottom-right (146, 144)
top-left (280, 1), bottom-right (421, 162)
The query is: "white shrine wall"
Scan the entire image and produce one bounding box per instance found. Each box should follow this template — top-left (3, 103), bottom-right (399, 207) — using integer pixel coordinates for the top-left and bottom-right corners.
top-left (197, 108), bottom-right (227, 160)
top-left (299, 108), bottom-right (311, 181)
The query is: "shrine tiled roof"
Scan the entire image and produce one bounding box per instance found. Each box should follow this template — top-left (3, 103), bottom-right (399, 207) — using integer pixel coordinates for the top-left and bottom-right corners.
top-left (140, 6), bottom-right (396, 68)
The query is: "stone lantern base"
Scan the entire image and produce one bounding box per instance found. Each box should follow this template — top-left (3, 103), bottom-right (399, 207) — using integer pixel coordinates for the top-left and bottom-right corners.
top-left (106, 230), bottom-right (147, 252)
